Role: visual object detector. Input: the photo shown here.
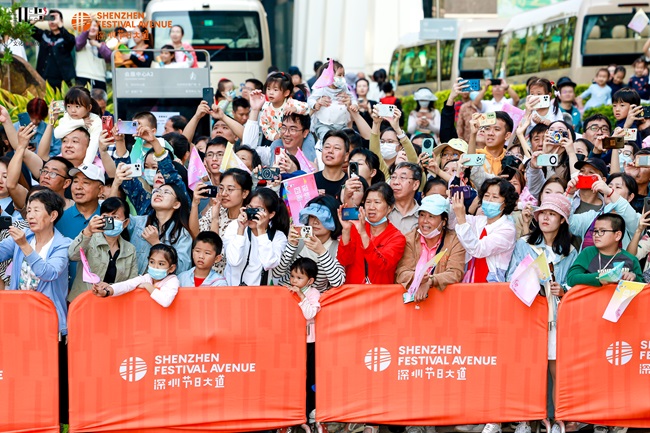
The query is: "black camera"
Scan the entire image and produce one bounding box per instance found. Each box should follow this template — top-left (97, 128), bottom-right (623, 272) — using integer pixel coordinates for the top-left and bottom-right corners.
top-left (202, 185), bottom-right (220, 198)
top-left (245, 208), bottom-right (260, 221)
top-left (259, 167), bottom-right (280, 181)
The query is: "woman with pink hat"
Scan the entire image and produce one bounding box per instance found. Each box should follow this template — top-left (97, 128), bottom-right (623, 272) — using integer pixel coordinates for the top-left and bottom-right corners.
top-left (505, 193), bottom-right (579, 433)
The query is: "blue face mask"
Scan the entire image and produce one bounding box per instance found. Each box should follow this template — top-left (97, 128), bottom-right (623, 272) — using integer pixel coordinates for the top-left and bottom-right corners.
top-left (619, 154), bottom-right (633, 171)
top-left (481, 200), bottom-right (503, 219)
top-left (366, 216), bottom-right (388, 226)
top-left (104, 219), bottom-right (125, 237)
top-left (143, 169), bottom-right (157, 186)
top-left (148, 266), bottom-right (168, 281)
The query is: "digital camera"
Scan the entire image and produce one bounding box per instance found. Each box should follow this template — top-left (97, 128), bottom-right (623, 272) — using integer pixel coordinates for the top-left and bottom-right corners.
top-left (551, 130), bottom-right (568, 144)
top-left (245, 208), bottom-right (260, 221)
top-left (259, 167), bottom-right (280, 181)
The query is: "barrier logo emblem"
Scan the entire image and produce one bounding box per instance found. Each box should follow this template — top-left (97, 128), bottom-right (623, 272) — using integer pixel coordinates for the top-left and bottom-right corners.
top-left (606, 341), bottom-right (633, 366)
top-left (119, 357), bottom-right (148, 381)
top-left (365, 347), bottom-right (391, 372)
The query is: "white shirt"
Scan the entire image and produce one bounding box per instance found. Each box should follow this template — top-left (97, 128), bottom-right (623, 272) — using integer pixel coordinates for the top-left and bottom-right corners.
top-left (480, 98), bottom-right (514, 113)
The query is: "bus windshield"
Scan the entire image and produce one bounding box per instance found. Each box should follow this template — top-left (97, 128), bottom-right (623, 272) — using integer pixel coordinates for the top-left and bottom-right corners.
top-left (458, 37), bottom-right (498, 78)
top-left (152, 11), bottom-right (263, 62)
top-left (581, 13), bottom-right (639, 66)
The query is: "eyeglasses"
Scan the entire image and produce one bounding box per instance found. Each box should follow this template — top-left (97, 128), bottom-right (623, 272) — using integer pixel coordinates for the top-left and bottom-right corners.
top-left (587, 125), bottom-right (610, 134)
top-left (218, 185), bottom-right (241, 195)
top-left (618, 149), bottom-right (633, 157)
top-left (592, 229), bottom-right (618, 237)
top-left (152, 188), bottom-right (176, 197)
top-left (390, 175), bottom-right (415, 183)
top-left (39, 168), bottom-right (67, 179)
top-left (279, 126), bottom-right (304, 135)
top-left (205, 152), bottom-right (224, 160)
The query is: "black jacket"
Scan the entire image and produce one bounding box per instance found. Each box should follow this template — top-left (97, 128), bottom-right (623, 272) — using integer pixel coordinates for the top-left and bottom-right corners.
top-left (34, 26), bottom-right (76, 82)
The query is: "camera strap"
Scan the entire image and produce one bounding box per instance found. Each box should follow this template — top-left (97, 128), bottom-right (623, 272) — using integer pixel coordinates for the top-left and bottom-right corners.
top-left (239, 227), bottom-right (276, 286)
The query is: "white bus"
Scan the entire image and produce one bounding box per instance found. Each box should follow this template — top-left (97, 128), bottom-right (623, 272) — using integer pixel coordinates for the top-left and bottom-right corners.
top-left (494, 0), bottom-right (647, 85)
top-left (390, 18), bottom-right (507, 96)
top-left (145, 0), bottom-right (271, 88)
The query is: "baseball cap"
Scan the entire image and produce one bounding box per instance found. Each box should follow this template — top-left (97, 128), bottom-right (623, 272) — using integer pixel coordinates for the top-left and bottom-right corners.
top-left (69, 164), bottom-right (106, 184)
top-left (419, 194), bottom-right (449, 216)
top-left (574, 157), bottom-right (608, 178)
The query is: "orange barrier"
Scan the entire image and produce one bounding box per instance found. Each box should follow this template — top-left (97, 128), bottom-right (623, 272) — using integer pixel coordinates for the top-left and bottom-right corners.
top-left (0, 291), bottom-right (60, 433)
top-left (67, 287), bottom-right (307, 432)
top-left (315, 284), bottom-right (548, 425)
top-left (555, 284), bottom-right (650, 427)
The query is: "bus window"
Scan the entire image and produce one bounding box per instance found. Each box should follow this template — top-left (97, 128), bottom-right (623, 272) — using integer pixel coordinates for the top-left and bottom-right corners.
top-left (459, 37), bottom-right (498, 77)
top-left (442, 40), bottom-right (454, 80)
top-left (389, 49), bottom-right (400, 83)
top-left (398, 47), bottom-right (416, 85)
top-left (506, 28), bottom-right (527, 76)
top-left (412, 45), bottom-right (429, 84)
top-left (151, 11), bottom-right (263, 62)
top-left (424, 43), bottom-right (437, 83)
top-left (494, 33), bottom-right (509, 77)
top-left (541, 18), bottom-right (574, 71)
top-left (523, 25), bottom-right (543, 74)
top-left (581, 13), bottom-right (639, 65)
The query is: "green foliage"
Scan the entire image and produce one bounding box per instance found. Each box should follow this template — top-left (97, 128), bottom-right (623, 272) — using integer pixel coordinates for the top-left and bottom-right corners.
top-left (0, 2), bottom-right (35, 67)
top-left (583, 104), bottom-right (616, 129)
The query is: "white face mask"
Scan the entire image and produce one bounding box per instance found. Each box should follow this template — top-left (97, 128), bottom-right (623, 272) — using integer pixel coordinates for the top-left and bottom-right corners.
top-left (334, 76), bottom-right (347, 89)
top-left (418, 221), bottom-right (442, 239)
top-left (380, 141), bottom-right (398, 160)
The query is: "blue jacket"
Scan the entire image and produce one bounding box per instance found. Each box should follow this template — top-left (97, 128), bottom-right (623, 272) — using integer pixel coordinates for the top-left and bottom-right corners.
top-left (177, 267), bottom-right (227, 287)
top-left (129, 215), bottom-right (192, 275)
top-left (0, 229), bottom-right (71, 334)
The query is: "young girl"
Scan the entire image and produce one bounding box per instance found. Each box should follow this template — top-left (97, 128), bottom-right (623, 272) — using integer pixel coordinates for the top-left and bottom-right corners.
top-left (287, 257), bottom-right (320, 423)
top-left (154, 44), bottom-right (191, 68)
top-left (92, 243), bottom-right (180, 308)
top-left (54, 86), bottom-right (102, 166)
top-left (260, 72), bottom-right (309, 142)
top-left (308, 60), bottom-right (356, 141)
top-left (525, 78), bottom-right (564, 130)
top-left (216, 78), bottom-right (236, 116)
top-left (577, 68), bottom-right (612, 111)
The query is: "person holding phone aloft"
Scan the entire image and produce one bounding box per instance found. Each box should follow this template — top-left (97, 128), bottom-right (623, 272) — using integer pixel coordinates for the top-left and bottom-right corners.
top-left (472, 77), bottom-right (520, 113)
top-left (369, 105), bottom-right (418, 180)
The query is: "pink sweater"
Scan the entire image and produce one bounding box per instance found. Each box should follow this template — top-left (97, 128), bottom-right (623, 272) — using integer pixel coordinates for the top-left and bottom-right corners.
top-left (298, 285), bottom-right (320, 343)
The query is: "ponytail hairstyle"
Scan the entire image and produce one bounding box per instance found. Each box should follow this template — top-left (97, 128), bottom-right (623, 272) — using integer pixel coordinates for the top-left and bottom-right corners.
top-left (263, 72), bottom-right (292, 96)
top-left (64, 86), bottom-right (102, 117)
top-left (148, 244), bottom-right (179, 274)
top-left (249, 187), bottom-right (290, 236)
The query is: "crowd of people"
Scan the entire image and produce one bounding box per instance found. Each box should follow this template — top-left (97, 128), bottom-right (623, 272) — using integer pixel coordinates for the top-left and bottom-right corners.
top-left (2, 9), bottom-right (650, 433)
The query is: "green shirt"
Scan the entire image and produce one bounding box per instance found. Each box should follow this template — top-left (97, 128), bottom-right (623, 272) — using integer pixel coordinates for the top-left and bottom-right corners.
top-left (566, 246), bottom-right (643, 287)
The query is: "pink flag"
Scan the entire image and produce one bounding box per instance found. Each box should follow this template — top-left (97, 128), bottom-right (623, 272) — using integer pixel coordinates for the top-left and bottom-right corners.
top-left (502, 103), bottom-right (525, 131)
top-left (187, 146), bottom-right (209, 191)
top-left (295, 148), bottom-right (316, 173)
top-left (313, 58), bottom-right (334, 89)
top-left (282, 173), bottom-right (319, 223)
top-left (80, 247), bottom-right (101, 284)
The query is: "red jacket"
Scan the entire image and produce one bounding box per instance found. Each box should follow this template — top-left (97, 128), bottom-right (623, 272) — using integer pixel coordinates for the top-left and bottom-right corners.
top-left (337, 222), bottom-right (406, 284)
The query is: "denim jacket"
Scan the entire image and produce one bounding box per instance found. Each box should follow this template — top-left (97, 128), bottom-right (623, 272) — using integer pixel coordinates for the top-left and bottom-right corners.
top-left (129, 215), bottom-right (192, 275)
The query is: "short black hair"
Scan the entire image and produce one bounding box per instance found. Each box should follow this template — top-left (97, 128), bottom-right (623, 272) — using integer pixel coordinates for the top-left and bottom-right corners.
top-left (583, 113), bottom-right (612, 133)
top-left (193, 230), bottom-right (223, 255)
top-left (612, 88), bottom-right (641, 106)
top-left (281, 113), bottom-right (310, 131)
top-left (424, 177), bottom-right (448, 195)
top-left (245, 78), bottom-right (264, 90)
top-left (607, 172), bottom-right (638, 199)
top-left (162, 132), bottom-right (190, 160)
top-left (205, 136), bottom-right (228, 153)
top-left (313, 60), bottom-right (324, 73)
top-left (596, 213), bottom-right (625, 234)
top-left (614, 65), bottom-right (627, 76)
top-left (48, 9), bottom-right (63, 20)
top-left (46, 156), bottom-right (74, 177)
top-left (28, 188), bottom-right (65, 225)
top-left (478, 177), bottom-right (519, 215)
top-left (363, 182), bottom-right (395, 207)
top-left (323, 130), bottom-right (351, 153)
top-left (290, 257), bottom-right (318, 281)
top-left (382, 82), bottom-right (394, 93)
top-left (167, 115), bottom-right (187, 131)
top-left (133, 111), bottom-right (157, 130)
top-left (232, 97), bottom-right (250, 111)
top-left (530, 123), bottom-right (549, 136)
top-left (495, 111), bottom-right (514, 133)
top-left (235, 144), bottom-right (262, 168)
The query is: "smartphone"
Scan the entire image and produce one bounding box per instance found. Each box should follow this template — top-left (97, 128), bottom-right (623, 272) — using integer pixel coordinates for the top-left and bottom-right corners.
top-left (42, 14), bottom-right (56, 21)
top-left (643, 106), bottom-right (650, 119)
top-left (466, 79), bottom-right (481, 92)
top-left (421, 138), bottom-right (435, 157)
top-left (202, 185), bottom-right (219, 198)
top-left (18, 112), bottom-right (31, 126)
top-left (341, 207), bottom-right (360, 221)
top-left (202, 87), bottom-right (214, 106)
top-left (449, 185), bottom-right (471, 199)
top-left (603, 136), bottom-right (625, 150)
top-left (530, 95), bottom-right (550, 109)
top-left (377, 104), bottom-right (395, 118)
top-left (477, 112), bottom-right (497, 127)
top-left (117, 120), bottom-right (139, 135)
top-left (102, 116), bottom-right (114, 139)
top-left (348, 161), bottom-right (359, 177)
top-left (259, 167), bottom-right (280, 181)
top-left (246, 207), bottom-right (260, 221)
top-left (575, 174), bottom-right (599, 189)
top-left (0, 215), bottom-right (12, 230)
top-left (300, 226), bottom-right (313, 239)
top-left (52, 100), bottom-right (65, 112)
top-left (490, 78), bottom-right (503, 86)
top-left (462, 154), bottom-right (486, 167)
top-left (643, 197), bottom-right (650, 215)
top-left (637, 155), bottom-right (650, 167)
top-left (624, 128), bottom-right (638, 142)
top-left (537, 154), bottom-right (559, 167)
top-left (103, 216), bottom-right (115, 231)
top-left (124, 163), bottom-right (142, 178)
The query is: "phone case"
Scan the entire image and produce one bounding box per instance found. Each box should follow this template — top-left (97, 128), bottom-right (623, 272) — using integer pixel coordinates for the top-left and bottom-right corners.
top-left (462, 154), bottom-right (486, 166)
top-left (342, 208), bottom-right (360, 220)
top-left (378, 105), bottom-right (395, 117)
top-left (466, 79), bottom-right (481, 91)
top-left (478, 113), bottom-right (497, 127)
top-left (576, 175), bottom-right (598, 189)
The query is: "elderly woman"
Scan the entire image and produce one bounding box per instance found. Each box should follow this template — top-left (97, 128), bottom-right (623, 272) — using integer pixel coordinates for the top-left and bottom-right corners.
top-left (273, 195), bottom-right (345, 292)
top-left (396, 194), bottom-right (466, 303)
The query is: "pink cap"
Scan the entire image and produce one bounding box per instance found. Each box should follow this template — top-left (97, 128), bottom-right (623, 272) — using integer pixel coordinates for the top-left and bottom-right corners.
top-left (534, 193), bottom-right (571, 221)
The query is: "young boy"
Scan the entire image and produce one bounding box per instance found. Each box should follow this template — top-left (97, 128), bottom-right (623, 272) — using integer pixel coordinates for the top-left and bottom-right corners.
top-left (612, 88), bottom-right (643, 148)
top-left (607, 65), bottom-right (627, 95)
top-left (566, 213), bottom-right (643, 287)
top-left (628, 57), bottom-right (650, 101)
top-left (287, 257), bottom-right (320, 420)
top-left (177, 231), bottom-right (227, 287)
